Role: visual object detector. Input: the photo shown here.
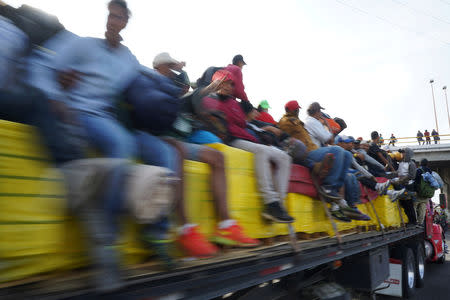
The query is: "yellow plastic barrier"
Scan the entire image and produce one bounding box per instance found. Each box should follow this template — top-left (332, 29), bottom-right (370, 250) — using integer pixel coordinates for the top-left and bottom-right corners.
top-left (373, 194), bottom-right (409, 227)
top-left (285, 193), bottom-right (324, 234)
top-left (0, 120), bottom-right (402, 283)
top-left (0, 121), bottom-right (151, 282)
top-left (207, 143), bottom-right (279, 239)
top-left (184, 160), bottom-right (216, 236)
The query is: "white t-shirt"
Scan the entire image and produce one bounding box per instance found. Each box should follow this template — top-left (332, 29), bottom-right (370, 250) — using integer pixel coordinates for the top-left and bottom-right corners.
top-left (398, 162), bottom-right (409, 177)
top-left (305, 115), bottom-right (333, 147)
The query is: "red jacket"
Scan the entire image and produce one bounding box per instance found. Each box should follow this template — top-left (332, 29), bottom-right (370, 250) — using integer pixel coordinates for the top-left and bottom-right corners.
top-left (224, 64), bottom-right (248, 101)
top-left (203, 95), bottom-right (257, 142)
top-left (256, 111), bottom-right (276, 125)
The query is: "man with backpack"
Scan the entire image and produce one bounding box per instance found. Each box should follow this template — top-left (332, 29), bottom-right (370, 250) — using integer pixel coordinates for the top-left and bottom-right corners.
top-left (415, 158), bottom-right (439, 225)
top-left (196, 54), bottom-right (249, 102)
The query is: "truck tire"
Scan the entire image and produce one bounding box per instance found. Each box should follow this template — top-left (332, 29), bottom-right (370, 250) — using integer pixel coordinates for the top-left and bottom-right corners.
top-left (412, 243), bottom-right (425, 288)
top-left (402, 247), bottom-right (416, 298)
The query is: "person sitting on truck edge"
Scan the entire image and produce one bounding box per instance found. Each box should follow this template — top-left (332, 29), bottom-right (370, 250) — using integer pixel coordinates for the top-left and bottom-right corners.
top-left (202, 70), bottom-right (294, 223)
top-left (367, 131), bottom-right (396, 176)
top-left (149, 53), bottom-right (260, 253)
top-left (255, 100), bottom-right (277, 125)
top-left (239, 100), bottom-right (310, 166)
top-left (354, 140), bottom-right (388, 177)
top-left (336, 136), bottom-right (404, 203)
top-left (32, 0), bottom-right (181, 282)
top-left (304, 106), bottom-right (370, 221)
top-left (1, 2), bottom-right (157, 293)
top-left (278, 101), bottom-right (364, 222)
top-left (0, 2), bottom-right (83, 164)
top-left (224, 54), bottom-right (249, 102)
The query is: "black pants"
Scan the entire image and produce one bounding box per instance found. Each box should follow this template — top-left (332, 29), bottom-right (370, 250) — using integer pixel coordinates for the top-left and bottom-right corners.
top-left (358, 176), bottom-right (377, 190)
top-left (400, 199), bottom-right (417, 224)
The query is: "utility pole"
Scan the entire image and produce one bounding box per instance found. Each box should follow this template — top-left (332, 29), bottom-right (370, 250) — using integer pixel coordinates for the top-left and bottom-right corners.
top-left (443, 86), bottom-right (450, 128)
top-left (430, 79), bottom-right (439, 133)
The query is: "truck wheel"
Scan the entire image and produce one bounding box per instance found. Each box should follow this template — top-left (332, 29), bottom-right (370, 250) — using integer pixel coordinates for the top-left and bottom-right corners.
top-left (402, 247), bottom-right (416, 298)
top-left (412, 243), bottom-right (425, 288)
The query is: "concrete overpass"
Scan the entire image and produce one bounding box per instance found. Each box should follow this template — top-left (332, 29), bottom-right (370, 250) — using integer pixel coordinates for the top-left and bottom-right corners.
top-left (409, 143), bottom-right (450, 167)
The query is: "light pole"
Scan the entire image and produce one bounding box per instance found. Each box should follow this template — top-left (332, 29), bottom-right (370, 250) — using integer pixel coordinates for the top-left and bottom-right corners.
top-left (430, 79), bottom-right (439, 133)
top-left (443, 86), bottom-right (450, 128)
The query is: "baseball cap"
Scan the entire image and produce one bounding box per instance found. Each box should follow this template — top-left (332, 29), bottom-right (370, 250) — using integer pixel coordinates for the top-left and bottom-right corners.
top-left (335, 135), bottom-right (354, 143)
top-left (307, 102), bottom-right (325, 114)
top-left (153, 52), bottom-right (180, 68)
top-left (259, 100), bottom-right (271, 109)
top-left (212, 69), bottom-right (234, 82)
top-left (232, 54), bottom-right (246, 65)
top-left (285, 100), bottom-right (301, 111)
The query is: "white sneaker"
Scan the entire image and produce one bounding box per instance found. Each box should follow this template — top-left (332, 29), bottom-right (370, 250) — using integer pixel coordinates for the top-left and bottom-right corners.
top-left (375, 180), bottom-right (390, 195)
top-left (337, 199), bottom-right (349, 208)
top-left (387, 188), bottom-right (405, 202)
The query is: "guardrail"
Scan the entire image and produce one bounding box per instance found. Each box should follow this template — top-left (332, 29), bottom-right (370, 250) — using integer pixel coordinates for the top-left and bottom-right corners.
top-left (378, 134), bottom-right (450, 145)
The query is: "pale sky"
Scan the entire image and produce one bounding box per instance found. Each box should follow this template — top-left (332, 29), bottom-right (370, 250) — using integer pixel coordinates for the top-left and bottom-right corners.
top-left (9, 0), bottom-right (450, 143)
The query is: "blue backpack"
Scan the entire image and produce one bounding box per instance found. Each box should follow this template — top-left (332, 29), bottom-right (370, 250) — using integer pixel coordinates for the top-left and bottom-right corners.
top-left (125, 70), bottom-right (182, 134)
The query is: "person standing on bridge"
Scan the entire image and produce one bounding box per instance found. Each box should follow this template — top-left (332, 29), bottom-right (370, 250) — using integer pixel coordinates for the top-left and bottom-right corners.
top-left (417, 130), bottom-right (424, 145)
top-left (424, 129), bottom-right (431, 145)
top-left (389, 133), bottom-right (397, 146)
top-left (432, 129), bottom-right (440, 144)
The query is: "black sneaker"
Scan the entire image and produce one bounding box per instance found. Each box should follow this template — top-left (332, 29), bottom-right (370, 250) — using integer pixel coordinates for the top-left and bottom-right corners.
top-left (262, 202), bottom-right (295, 223)
top-left (345, 207), bottom-right (371, 221)
top-left (319, 185), bottom-right (342, 200)
top-left (330, 209), bottom-right (352, 222)
top-left (141, 226), bottom-right (176, 270)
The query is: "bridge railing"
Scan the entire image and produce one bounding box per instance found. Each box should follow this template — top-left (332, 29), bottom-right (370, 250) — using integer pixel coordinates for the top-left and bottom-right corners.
top-left (379, 134), bottom-right (450, 146)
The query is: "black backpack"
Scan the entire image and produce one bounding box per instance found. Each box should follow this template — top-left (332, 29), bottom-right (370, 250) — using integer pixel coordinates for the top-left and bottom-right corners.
top-left (196, 66), bottom-right (223, 89)
top-left (0, 4), bottom-right (64, 50)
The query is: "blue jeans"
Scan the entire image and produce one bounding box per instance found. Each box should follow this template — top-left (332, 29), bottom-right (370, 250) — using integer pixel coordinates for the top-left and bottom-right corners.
top-left (79, 113), bottom-right (136, 158)
top-left (79, 113), bottom-right (137, 238)
top-left (0, 89), bottom-right (84, 163)
top-left (344, 173), bottom-right (361, 207)
top-left (306, 146), bottom-right (352, 189)
top-left (135, 131), bottom-right (179, 174)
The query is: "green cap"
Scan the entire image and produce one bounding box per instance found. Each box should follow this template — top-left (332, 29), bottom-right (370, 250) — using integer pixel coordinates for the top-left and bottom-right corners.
top-left (259, 100), bottom-right (271, 109)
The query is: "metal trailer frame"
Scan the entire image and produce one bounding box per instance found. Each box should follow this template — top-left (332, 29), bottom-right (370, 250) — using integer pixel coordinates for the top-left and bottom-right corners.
top-left (2, 227), bottom-right (424, 300)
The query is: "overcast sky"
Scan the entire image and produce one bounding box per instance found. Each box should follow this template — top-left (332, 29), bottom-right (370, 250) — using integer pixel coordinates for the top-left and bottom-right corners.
top-left (9, 0), bottom-right (450, 144)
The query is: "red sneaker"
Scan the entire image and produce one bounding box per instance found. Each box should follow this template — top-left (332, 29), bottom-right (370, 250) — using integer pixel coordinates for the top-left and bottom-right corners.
top-left (211, 224), bottom-right (261, 248)
top-left (178, 225), bottom-right (219, 258)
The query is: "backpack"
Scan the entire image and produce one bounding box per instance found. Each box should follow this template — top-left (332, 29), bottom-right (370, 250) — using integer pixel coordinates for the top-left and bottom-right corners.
top-left (125, 72), bottom-right (181, 134)
top-left (418, 173), bottom-right (437, 198)
top-left (196, 66), bottom-right (223, 88)
top-left (1, 4), bottom-right (64, 50)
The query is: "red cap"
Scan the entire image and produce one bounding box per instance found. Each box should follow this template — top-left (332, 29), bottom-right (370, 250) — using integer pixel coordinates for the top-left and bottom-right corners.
top-left (285, 100), bottom-right (301, 111)
top-left (212, 69), bottom-right (234, 83)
